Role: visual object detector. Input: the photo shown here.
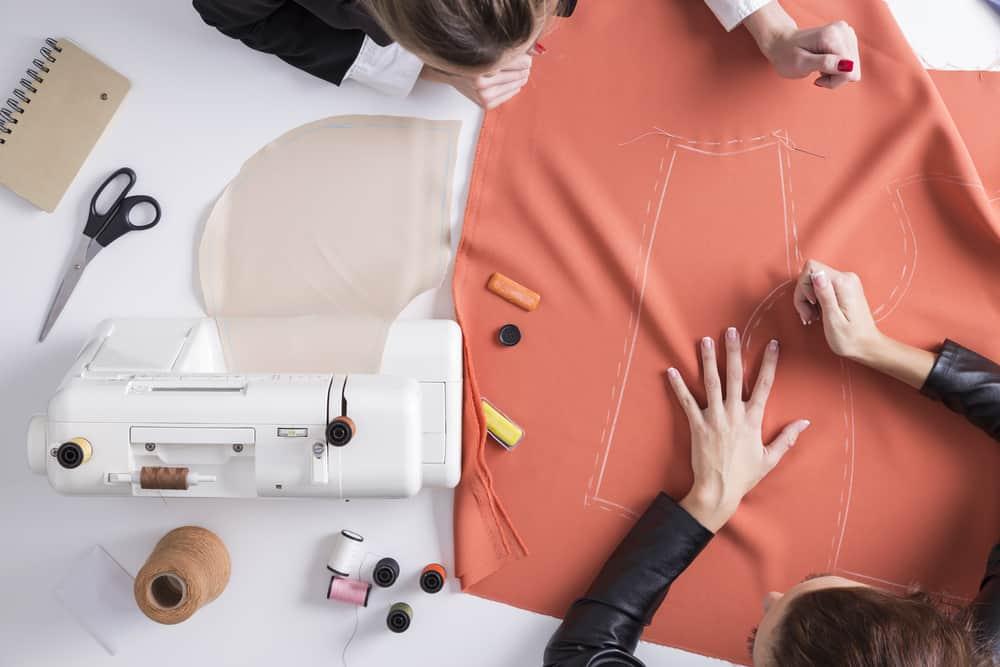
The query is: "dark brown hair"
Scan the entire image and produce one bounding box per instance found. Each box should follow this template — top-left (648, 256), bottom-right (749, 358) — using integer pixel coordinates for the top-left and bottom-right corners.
top-left (363, 0), bottom-right (556, 69)
top-left (769, 587), bottom-right (993, 666)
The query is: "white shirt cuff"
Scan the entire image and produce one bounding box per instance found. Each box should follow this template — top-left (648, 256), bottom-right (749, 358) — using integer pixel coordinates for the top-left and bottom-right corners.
top-left (703, 0), bottom-right (774, 31)
top-left (343, 35), bottom-right (424, 97)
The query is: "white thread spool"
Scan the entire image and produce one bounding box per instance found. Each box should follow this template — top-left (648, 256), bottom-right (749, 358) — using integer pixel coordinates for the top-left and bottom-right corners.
top-left (326, 530), bottom-right (364, 576)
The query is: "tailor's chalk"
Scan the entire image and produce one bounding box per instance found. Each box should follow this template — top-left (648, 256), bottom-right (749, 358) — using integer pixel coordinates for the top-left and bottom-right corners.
top-left (487, 272), bottom-right (540, 311)
top-left (482, 398), bottom-right (524, 450)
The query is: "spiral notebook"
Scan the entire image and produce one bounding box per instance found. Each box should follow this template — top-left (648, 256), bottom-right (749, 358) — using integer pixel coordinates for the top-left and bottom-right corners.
top-left (0, 38), bottom-right (129, 212)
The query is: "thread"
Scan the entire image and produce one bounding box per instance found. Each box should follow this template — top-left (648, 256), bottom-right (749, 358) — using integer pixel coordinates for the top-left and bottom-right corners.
top-left (373, 557), bottom-right (400, 588)
top-left (327, 575), bottom-right (371, 607)
top-left (420, 563), bottom-right (447, 594)
top-left (327, 530), bottom-right (364, 576)
top-left (140, 466), bottom-right (190, 490)
top-left (134, 526), bottom-right (230, 624)
top-left (386, 602), bottom-right (413, 633)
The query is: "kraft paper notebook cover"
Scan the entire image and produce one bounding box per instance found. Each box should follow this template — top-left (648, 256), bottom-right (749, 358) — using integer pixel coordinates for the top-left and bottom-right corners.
top-left (0, 38), bottom-right (129, 212)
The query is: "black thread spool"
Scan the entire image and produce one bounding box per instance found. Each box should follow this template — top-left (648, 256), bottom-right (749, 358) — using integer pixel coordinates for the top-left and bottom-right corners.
top-left (386, 602), bottom-right (412, 633)
top-left (373, 558), bottom-right (400, 588)
top-left (56, 438), bottom-right (91, 469)
top-left (326, 416), bottom-right (355, 447)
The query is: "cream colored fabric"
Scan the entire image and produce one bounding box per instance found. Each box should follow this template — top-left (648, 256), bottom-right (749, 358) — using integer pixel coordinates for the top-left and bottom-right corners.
top-left (198, 115), bottom-right (459, 373)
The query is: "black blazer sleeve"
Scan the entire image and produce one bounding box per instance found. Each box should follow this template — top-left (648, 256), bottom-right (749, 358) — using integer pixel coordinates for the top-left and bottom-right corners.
top-left (919, 339), bottom-right (1000, 659)
top-left (543, 493), bottom-right (713, 667)
top-left (921, 339), bottom-right (1000, 441)
top-left (193, 0), bottom-right (367, 85)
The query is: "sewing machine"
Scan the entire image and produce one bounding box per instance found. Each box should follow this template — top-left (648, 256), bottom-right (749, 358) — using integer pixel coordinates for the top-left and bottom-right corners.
top-left (26, 318), bottom-right (462, 498)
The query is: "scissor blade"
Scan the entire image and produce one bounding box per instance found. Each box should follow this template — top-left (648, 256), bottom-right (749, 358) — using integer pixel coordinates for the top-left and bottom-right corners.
top-left (38, 239), bottom-right (94, 342)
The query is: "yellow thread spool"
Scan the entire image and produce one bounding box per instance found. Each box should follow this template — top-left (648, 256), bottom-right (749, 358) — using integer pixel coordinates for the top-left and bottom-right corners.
top-left (481, 399), bottom-right (524, 450)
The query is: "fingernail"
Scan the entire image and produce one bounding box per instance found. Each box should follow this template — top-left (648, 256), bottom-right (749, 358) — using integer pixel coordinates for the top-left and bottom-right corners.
top-left (667, 367), bottom-right (679, 378)
top-left (533, 42), bottom-right (547, 55)
top-left (800, 316), bottom-right (807, 326)
top-left (726, 327), bottom-right (737, 341)
top-left (702, 337), bottom-right (713, 350)
top-left (837, 59), bottom-right (854, 73)
top-left (800, 419), bottom-right (811, 430)
top-left (768, 339), bottom-right (779, 352)
top-left (814, 79), bottom-right (825, 88)
top-left (811, 271), bottom-right (829, 288)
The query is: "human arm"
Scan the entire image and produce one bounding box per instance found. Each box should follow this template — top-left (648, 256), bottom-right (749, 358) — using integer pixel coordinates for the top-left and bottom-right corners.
top-left (544, 329), bottom-right (810, 666)
top-left (704, 0), bottom-right (861, 89)
top-left (193, 0), bottom-right (427, 96)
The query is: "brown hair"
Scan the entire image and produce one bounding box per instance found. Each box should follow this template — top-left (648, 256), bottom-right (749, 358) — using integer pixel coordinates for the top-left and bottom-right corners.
top-left (769, 587), bottom-right (994, 666)
top-left (363, 0), bottom-right (557, 69)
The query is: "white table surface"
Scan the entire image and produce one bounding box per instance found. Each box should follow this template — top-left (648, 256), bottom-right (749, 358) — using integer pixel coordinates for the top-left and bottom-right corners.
top-left (1, 2), bottom-right (997, 666)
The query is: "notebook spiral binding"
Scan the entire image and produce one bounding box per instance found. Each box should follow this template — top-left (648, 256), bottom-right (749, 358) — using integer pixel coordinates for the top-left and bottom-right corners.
top-left (0, 38), bottom-right (62, 145)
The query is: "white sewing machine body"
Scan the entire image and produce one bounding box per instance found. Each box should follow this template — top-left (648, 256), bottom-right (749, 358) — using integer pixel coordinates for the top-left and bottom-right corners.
top-left (27, 319), bottom-right (462, 498)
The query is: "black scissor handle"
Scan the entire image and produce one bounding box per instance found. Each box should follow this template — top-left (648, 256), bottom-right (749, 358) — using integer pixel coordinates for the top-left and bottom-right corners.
top-left (84, 167), bottom-right (136, 239)
top-left (93, 194), bottom-right (162, 247)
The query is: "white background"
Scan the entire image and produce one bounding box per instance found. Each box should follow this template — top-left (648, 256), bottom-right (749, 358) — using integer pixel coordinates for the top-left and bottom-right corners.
top-left (1, 2), bottom-right (998, 666)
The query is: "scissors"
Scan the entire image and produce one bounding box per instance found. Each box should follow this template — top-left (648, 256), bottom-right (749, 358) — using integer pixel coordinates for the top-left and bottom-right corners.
top-left (39, 167), bottom-right (162, 342)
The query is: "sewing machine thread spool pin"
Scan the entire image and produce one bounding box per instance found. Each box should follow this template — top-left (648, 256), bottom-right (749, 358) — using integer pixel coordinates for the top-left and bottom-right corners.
top-left (326, 416), bottom-right (355, 447)
top-left (55, 437), bottom-right (92, 469)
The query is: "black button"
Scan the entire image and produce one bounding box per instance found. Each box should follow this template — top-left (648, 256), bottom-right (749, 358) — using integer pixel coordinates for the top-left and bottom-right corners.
top-left (498, 324), bottom-right (521, 347)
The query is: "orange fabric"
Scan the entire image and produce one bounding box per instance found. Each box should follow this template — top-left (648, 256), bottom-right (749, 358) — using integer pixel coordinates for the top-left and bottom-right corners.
top-left (453, 0), bottom-right (1000, 663)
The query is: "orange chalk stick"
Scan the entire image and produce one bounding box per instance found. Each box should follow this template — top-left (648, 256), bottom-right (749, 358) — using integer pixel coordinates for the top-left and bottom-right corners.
top-left (487, 272), bottom-right (541, 311)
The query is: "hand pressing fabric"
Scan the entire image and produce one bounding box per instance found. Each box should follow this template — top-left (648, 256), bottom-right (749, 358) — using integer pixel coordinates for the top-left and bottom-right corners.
top-left (420, 53), bottom-right (534, 110)
top-left (666, 328), bottom-right (811, 532)
top-left (744, 2), bottom-right (861, 89)
top-left (794, 259), bottom-right (935, 389)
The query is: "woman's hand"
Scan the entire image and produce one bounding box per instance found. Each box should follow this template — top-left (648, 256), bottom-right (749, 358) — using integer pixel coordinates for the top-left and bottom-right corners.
top-left (794, 259), bottom-right (936, 389)
top-left (420, 54), bottom-right (533, 109)
top-left (744, 2), bottom-right (861, 90)
top-left (667, 328), bottom-right (810, 532)
top-left (793, 259), bottom-right (882, 361)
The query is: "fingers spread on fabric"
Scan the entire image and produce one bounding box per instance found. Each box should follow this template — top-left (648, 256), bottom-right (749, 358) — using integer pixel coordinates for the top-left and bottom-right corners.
top-left (748, 339), bottom-right (779, 415)
top-left (724, 327), bottom-right (744, 406)
top-left (667, 367), bottom-right (704, 424)
top-left (701, 336), bottom-right (724, 410)
top-left (764, 419), bottom-right (811, 470)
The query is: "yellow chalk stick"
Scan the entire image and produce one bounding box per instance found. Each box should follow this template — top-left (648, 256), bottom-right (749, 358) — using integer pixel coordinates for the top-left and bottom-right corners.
top-left (481, 399), bottom-right (524, 451)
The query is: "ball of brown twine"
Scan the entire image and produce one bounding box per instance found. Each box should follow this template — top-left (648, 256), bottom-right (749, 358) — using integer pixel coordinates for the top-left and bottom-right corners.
top-left (134, 526), bottom-right (230, 624)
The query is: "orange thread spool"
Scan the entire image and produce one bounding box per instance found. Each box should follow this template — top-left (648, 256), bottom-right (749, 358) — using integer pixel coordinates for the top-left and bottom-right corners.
top-left (134, 526), bottom-right (230, 624)
top-left (419, 563), bottom-right (447, 594)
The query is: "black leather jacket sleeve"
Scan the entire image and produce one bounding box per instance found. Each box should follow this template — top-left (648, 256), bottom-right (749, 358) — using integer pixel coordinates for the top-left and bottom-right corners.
top-left (193, 0), bottom-right (369, 85)
top-left (920, 339), bottom-right (1000, 658)
top-left (543, 493), bottom-right (713, 667)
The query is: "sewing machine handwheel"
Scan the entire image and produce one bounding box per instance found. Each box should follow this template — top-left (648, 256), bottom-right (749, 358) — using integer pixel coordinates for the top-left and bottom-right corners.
top-left (327, 416), bottom-right (355, 447)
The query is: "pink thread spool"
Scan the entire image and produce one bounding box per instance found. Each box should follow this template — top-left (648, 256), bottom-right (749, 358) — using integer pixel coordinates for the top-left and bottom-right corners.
top-left (326, 575), bottom-right (371, 607)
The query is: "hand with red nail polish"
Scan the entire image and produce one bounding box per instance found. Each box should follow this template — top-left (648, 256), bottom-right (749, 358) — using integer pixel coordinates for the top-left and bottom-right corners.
top-left (667, 330), bottom-right (810, 532)
top-left (744, 4), bottom-right (861, 90)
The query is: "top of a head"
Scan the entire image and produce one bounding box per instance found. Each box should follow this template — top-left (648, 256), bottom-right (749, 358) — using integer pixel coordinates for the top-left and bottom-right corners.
top-left (364, 0), bottom-right (553, 69)
top-left (766, 587), bottom-right (988, 667)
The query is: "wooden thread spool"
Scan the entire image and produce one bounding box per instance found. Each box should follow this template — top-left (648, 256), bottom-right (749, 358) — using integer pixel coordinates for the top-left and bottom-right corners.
top-left (134, 526), bottom-right (230, 624)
